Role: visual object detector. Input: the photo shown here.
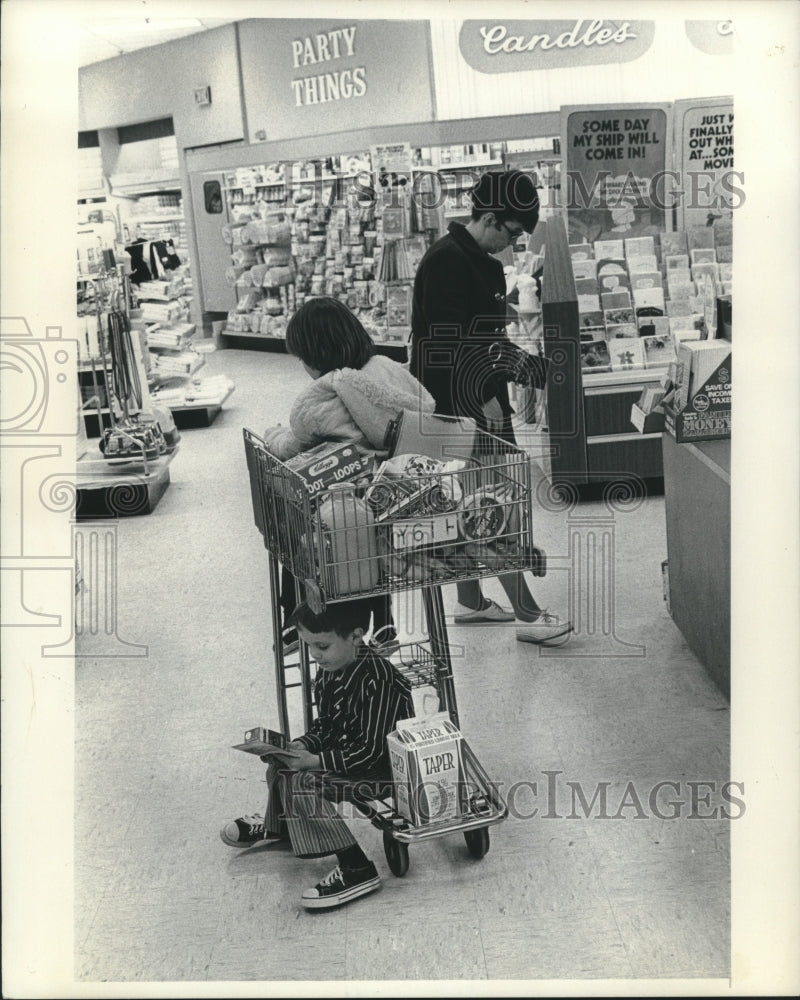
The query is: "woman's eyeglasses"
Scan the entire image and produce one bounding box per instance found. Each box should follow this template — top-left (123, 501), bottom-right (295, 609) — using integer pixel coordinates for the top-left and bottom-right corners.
top-left (499, 221), bottom-right (525, 244)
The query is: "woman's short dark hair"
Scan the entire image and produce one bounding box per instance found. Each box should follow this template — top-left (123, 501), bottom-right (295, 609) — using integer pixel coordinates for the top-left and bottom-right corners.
top-left (286, 296), bottom-right (376, 374)
top-left (471, 170), bottom-right (540, 233)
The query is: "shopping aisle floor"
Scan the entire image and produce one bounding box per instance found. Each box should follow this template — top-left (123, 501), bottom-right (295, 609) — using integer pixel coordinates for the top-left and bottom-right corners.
top-left (75, 347), bottom-right (730, 984)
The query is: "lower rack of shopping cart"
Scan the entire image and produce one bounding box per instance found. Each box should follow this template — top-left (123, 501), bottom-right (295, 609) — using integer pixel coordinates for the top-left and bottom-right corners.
top-left (349, 695), bottom-right (508, 877)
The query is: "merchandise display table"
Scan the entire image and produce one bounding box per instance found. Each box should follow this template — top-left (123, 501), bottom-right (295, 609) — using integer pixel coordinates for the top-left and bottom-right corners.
top-left (661, 433), bottom-right (730, 698)
top-left (76, 448), bottom-right (178, 519)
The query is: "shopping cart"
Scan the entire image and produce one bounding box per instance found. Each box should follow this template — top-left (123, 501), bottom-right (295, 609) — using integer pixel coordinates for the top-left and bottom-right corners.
top-left (242, 418), bottom-right (544, 875)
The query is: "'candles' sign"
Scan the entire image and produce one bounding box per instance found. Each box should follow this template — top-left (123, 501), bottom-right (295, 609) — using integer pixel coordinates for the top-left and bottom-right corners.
top-left (290, 25), bottom-right (367, 106)
top-left (458, 19), bottom-right (655, 72)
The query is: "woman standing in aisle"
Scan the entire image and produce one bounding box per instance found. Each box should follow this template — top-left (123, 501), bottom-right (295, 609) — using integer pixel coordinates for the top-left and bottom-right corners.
top-left (410, 170), bottom-right (571, 644)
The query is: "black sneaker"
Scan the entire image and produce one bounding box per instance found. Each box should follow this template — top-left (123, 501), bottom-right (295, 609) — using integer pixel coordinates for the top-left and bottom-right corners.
top-left (370, 625), bottom-right (400, 657)
top-left (219, 813), bottom-right (284, 848)
top-left (282, 628), bottom-right (299, 655)
top-left (301, 862), bottom-right (381, 909)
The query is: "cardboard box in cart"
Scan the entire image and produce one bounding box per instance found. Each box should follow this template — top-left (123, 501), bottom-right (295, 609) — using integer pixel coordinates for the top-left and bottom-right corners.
top-left (387, 714), bottom-right (469, 826)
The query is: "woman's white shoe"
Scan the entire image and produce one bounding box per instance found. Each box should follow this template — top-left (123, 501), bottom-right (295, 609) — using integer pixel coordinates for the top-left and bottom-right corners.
top-left (516, 611), bottom-right (572, 644)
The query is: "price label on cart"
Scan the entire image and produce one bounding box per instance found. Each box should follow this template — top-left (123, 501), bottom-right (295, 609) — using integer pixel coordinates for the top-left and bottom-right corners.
top-left (392, 514), bottom-right (459, 550)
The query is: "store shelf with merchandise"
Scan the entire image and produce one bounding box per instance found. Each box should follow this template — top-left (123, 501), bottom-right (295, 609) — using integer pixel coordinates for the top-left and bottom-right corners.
top-left (135, 270), bottom-right (236, 429)
top-left (533, 213), bottom-right (732, 493)
top-left (218, 155), bottom-right (427, 353)
top-left (119, 184), bottom-right (189, 257)
top-left (76, 233), bottom-right (181, 517)
top-left (431, 138), bottom-right (560, 222)
top-left (218, 143), bottom-right (554, 346)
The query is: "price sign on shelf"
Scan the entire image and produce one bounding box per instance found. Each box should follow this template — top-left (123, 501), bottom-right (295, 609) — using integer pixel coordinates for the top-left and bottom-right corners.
top-left (392, 514), bottom-right (460, 550)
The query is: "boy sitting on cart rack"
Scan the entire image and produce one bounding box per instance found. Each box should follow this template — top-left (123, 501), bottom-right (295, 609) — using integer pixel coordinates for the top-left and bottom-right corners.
top-left (221, 598), bottom-right (413, 910)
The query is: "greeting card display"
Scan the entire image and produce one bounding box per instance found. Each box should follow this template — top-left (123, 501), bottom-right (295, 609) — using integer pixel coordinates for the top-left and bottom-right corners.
top-left (604, 308), bottom-right (635, 326)
top-left (690, 248), bottom-right (716, 266)
top-left (633, 287), bottom-right (666, 312)
top-left (579, 309), bottom-right (604, 331)
top-left (606, 323), bottom-right (638, 339)
top-left (627, 255), bottom-right (659, 273)
top-left (580, 339), bottom-right (612, 372)
top-left (642, 334), bottom-right (677, 368)
top-left (630, 271), bottom-right (663, 292)
top-left (687, 226), bottom-right (715, 251)
top-left (610, 338), bottom-right (645, 371)
top-left (578, 294), bottom-right (601, 315)
top-left (569, 243), bottom-right (595, 260)
top-left (637, 315), bottom-right (671, 338)
top-left (573, 259), bottom-right (598, 280)
top-left (594, 240), bottom-right (625, 260)
top-left (666, 255), bottom-right (691, 271)
top-left (624, 236), bottom-right (656, 259)
top-left (575, 278), bottom-right (599, 296)
top-left (601, 290), bottom-right (632, 312)
top-left (659, 231), bottom-right (688, 257)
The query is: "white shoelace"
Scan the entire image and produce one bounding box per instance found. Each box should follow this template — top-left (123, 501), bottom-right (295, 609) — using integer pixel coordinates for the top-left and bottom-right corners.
top-left (319, 866), bottom-right (345, 889)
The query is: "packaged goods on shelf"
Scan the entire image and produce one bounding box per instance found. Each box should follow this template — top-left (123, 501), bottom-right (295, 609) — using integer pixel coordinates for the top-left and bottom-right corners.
top-left (660, 339), bottom-right (731, 442)
top-left (150, 375), bottom-right (235, 410)
top-left (146, 323), bottom-right (196, 350)
top-left (674, 340), bottom-right (731, 413)
top-left (150, 350), bottom-right (203, 377)
top-left (184, 379), bottom-right (236, 406)
top-left (129, 192), bottom-right (182, 217)
top-left (140, 300), bottom-right (185, 324)
top-left (136, 277), bottom-right (185, 300)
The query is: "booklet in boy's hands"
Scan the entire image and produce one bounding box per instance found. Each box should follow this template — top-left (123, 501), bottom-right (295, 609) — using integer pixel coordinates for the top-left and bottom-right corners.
top-left (233, 726), bottom-right (295, 757)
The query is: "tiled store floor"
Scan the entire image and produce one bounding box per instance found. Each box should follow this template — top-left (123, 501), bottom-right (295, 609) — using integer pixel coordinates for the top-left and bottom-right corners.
top-left (75, 348), bottom-right (730, 984)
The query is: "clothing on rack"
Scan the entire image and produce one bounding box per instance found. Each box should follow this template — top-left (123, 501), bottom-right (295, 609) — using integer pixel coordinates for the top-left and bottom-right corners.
top-left (125, 239), bottom-right (182, 285)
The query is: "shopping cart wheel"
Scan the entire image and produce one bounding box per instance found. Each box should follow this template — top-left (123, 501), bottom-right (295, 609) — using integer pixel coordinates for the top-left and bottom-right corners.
top-left (463, 827), bottom-right (490, 859)
top-left (383, 832), bottom-right (410, 877)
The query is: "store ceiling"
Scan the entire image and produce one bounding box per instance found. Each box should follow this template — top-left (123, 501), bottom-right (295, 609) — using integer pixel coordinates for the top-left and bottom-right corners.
top-left (79, 16), bottom-right (237, 67)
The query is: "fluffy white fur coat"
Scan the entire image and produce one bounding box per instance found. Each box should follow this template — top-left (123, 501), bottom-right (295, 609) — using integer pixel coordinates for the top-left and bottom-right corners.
top-left (263, 355), bottom-right (435, 460)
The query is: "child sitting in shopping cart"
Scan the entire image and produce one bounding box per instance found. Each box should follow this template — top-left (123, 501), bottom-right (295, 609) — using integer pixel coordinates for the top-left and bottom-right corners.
top-left (221, 598), bottom-right (414, 909)
top-left (263, 296), bottom-right (436, 652)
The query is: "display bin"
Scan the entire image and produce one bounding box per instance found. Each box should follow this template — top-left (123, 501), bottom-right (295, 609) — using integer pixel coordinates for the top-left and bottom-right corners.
top-left (244, 424), bottom-right (539, 612)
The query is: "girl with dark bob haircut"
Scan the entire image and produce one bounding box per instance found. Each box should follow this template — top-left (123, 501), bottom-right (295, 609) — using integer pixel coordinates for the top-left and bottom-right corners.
top-left (286, 296), bottom-right (376, 375)
top-left (263, 295), bottom-right (436, 656)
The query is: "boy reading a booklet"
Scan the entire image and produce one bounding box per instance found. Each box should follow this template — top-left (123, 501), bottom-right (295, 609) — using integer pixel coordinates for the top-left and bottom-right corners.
top-left (220, 599), bottom-right (413, 909)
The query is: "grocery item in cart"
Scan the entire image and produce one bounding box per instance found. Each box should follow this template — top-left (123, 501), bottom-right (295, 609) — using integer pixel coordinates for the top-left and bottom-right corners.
top-left (316, 489), bottom-right (382, 598)
top-left (285, 440), bottom-right (369, 497)
top-left (365, 453), bottom-right (464, 521)
top-left (387, 713), bottom-right (470, 826)
top-left (459, 486), bottom-right (510, 540)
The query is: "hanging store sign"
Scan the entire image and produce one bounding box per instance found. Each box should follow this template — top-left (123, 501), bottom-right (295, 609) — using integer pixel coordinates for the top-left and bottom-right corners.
top-left (562, 104), bottom-right (671, 244)
top-left (238, 19), bottom-right (434, 143)
top-left (458, 19), bottom-right (655, 73)
top-left (685, 20), bottom-right (734, 56)
top-left (673, 97), bottom-right (736, 232)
